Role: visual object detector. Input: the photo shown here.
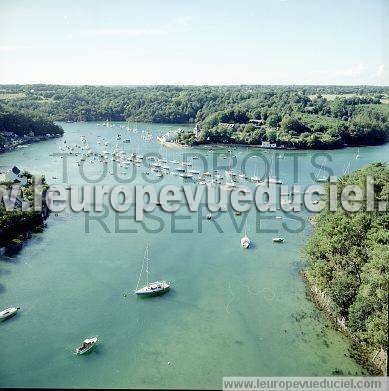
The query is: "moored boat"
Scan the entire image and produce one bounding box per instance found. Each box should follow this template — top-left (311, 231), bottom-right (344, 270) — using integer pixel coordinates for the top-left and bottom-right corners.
top-left (75, 337), bottom-right (98, 355)
top-left (241, 226), bottom-right (251, 249)
top-left (0, 307), bottom-right (20, 321)
top-left (134, 245), bottom-right (170, 297)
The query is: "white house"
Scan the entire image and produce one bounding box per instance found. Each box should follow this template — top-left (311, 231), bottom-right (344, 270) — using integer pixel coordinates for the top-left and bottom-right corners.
top-left (193, 123), bottom-right (202, 137)
top-left (249, 119), bottom-right (265, 126)
top-left (261, 141), bottom-right (277, 149)
top-left (0, 166), bottom-right (28, 186)
top-left (157, 129), bottom-right (183, 143)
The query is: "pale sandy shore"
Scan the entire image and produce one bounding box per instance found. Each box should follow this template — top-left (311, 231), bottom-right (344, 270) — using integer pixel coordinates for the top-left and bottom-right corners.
top-left (159, 141), bottom-right (291, 151)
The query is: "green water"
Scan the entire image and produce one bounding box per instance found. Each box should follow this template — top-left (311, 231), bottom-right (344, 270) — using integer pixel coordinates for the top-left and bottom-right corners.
top-left (1, 122), bottom-right (387, 388)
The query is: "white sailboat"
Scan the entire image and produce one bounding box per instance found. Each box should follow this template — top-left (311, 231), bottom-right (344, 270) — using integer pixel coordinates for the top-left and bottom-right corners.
top-left (268, 153), bottom-right (282, 184)
top-left (241, 226), bottom-right (251, 249)
top-left (0, 307), bottom-right (19, 321)
top-left (355, 147), bottom-right (360, 159)
top-left (315, 161), bottom-right (328, 182)
top-left (135, 245), bottom-right (170, 296)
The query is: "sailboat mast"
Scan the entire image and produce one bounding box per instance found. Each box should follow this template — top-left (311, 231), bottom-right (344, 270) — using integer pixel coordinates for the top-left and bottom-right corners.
top-left (146, 245), bottom-right (149, 286)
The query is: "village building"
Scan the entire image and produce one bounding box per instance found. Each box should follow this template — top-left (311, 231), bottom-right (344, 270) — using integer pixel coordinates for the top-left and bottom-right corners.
top-left (0, 166), bottom-right (28, 186)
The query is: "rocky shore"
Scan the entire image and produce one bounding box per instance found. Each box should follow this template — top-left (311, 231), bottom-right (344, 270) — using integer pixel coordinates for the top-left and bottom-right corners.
top-left (302, 271), bottom-right (387, 375)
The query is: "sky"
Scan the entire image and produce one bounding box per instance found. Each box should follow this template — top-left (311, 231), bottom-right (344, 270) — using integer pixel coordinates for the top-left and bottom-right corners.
top-left (0, 0), bottom-right (388, 85)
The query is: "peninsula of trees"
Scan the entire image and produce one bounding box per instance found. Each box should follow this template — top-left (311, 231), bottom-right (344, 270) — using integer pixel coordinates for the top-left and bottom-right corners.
top-left (0, 104), bottom-right (63, 151)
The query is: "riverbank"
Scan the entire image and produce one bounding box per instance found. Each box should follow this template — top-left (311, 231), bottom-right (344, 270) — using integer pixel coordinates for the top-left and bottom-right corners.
top-left (303, 163), bottom-right (388, 376)
top-left (2, 121), bottom-right (384, 387)
top-left (160, 140), bottom-right (296, 151)
top-left (160, 139), bottom-right (389, 152)
top-left (0, 176), bottom-right (50, 256)
top-left (303, 271), bottom-right (387, 375)
top-left (0, 133), bottom-right (62, 154)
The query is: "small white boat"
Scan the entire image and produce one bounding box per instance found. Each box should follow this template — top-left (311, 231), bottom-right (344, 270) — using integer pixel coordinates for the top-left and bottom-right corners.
top-left (75, 337), bottom-right (98, 355)
top-left (241, 235), bottom-right (251, 249)
top-left (179, 173), bottom-right (193, 178)
top-left (135, 281), bottom-right (170, 296)
top-left (0, 307), bottom-right (20, 321)
top-left (268, 176), bottom-right (282, 184)
top-left (135, 245), bottom-right (170, 297)
top-left (188, 169), bottom-right (200, 175)
top-left (272, 237), bottom-right (284, 243)
top-left (251, 175), bottom-right (261, 183)
top-left (241, 226), bottom-right (251, 249)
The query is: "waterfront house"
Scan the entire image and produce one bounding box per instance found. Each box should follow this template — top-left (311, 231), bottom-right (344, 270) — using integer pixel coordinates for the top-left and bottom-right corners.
top-left (261, 141), bottom-right (277, 149)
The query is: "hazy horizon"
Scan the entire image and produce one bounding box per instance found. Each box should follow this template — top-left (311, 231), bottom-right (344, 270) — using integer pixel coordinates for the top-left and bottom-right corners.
top-left (1, 83), bottom-right (388, 87)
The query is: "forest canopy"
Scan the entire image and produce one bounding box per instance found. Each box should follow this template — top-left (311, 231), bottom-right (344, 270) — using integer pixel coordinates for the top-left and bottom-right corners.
top-left (0, 103), bottom-right (63, 147)
top-left (0, 84), bottom-right (388, 149)
top-left (305, 163), bottom-right (388, 353)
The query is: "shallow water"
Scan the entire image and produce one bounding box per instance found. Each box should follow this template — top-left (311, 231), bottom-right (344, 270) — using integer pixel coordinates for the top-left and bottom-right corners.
top-left (0, 122), bottom-right (387, 388)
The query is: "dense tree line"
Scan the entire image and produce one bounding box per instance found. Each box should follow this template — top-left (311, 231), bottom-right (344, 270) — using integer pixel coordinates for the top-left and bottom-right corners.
top-left (0, 104), bottom-right (63, 147)
top-left (0, 173), bottom-right (49, 249)
top-left (0, 85), bottom-right (388, 149)
top-left (179, 92), bottom-right (388, 149)
top-left (305, 163), bottom-right (388, 357)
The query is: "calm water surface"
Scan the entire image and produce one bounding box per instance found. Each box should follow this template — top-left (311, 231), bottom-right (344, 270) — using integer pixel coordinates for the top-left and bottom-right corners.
top-left (1, 122), bottom-right (388, 388)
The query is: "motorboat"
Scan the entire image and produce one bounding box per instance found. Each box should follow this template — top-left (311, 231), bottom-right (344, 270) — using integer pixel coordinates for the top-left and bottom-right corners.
top-left (75, 337), bottom-right (98, 355)
top-left (272, 237), bottom-right (284, 243)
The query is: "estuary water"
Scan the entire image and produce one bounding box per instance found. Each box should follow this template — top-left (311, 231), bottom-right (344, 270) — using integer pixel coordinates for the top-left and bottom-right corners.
top-left (0, 122), bottom-right (388, 388)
